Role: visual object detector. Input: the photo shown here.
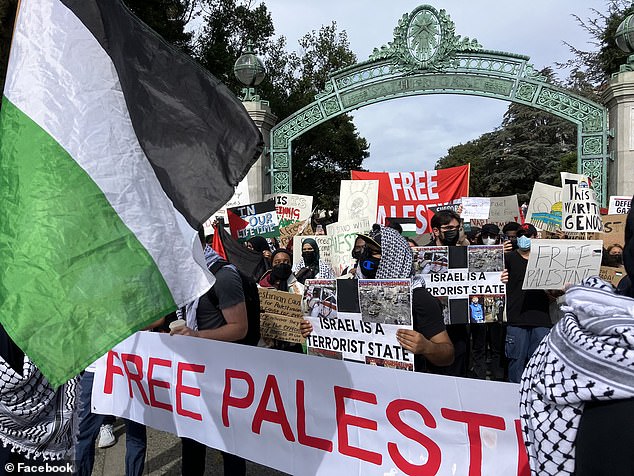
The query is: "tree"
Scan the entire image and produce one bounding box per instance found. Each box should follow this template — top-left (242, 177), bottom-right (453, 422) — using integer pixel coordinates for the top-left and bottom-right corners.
top-left (561, 0), bottom-right (634, 87)
top-left (193, 2), bottom-right (369, 212)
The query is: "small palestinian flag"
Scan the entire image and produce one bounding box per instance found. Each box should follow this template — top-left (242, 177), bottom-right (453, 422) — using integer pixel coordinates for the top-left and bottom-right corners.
top-left (0, 0), bottom-right (263, 386)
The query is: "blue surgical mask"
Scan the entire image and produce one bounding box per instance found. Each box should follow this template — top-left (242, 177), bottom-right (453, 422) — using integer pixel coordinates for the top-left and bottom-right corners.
top-left (517, 235), bottom-right (531, 250)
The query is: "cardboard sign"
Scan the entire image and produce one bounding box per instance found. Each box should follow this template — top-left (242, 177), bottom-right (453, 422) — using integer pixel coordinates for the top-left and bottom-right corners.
top-left (258, 288), bottom-right (303, 318)
top-left (278, 220), bottom-right (313, 248)
top-left (326, 217), bottom-right (372, 277)
top-left (94, 332), bottom-right (527, 476)
top-left (522, 239), bottom-right (603, 290)
top-left (608, 195), bottom-right (631, 215)
top-left (258, 288), bottom-right (304, 344)
top-left (593, 214), bottom-right (627, 247)
top-left (526, 182), bottom-right (562, 232)
top-left (338, 180), bottom-right (378, 223)
top-left (488, 195), bottom-right (520, 222)
top-left (267, 193), bottom-right (313, 227)
top-left (560, 172), bottom-right (602, 233)
top-left (304, 279), bottom-right (414, 370)
top-left (599, 266), bottom-right (626, 287)
top-left (413, 245), bottom-right (506, 324)
top-left (227, 200), bottom-right (279, 242)
top-left (352, 165), bottom-right (469, 233)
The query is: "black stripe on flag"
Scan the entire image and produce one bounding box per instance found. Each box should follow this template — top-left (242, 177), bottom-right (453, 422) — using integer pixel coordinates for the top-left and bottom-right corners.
top-left (60, 0), bottom-right (264, 229)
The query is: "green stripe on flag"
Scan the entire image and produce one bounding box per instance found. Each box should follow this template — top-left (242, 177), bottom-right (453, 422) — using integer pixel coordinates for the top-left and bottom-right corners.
top-left (0, 96), bottom-right (176, 387)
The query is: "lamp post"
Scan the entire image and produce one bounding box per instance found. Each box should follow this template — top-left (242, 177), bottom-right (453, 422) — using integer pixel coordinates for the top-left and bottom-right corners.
top-left (233, 41), bottom-right (266, 101)
top-left (615, 14), bottom-right (634, 73)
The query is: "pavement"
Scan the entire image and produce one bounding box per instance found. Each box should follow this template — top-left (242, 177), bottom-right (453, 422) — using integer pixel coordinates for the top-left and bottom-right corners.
top-left (92, 419), bottom-right (288, 476)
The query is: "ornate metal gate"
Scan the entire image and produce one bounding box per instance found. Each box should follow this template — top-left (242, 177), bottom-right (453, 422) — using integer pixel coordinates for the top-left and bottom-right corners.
top-left (269, 5), bottom-right (609, 204)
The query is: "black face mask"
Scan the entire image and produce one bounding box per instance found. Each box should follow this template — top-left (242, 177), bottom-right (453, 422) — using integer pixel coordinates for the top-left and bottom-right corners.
top-left (271, 263), bottom-right (292, 281)
top-left (440, 229), bottom-right (460, 246)
top-left (606, 254), bottom-right (623, 267)
top-left (359, 247), bottom-right (380, 278)
top-left (302, 251), bottom-right (317, 264)
top-left (352, 248), bottom-right (364, 261)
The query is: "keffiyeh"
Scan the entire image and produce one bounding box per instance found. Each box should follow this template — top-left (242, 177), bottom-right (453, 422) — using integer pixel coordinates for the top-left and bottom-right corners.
top-left (519, 277), bottom-right (634, 475)
top-left (0, 356), bottom-right (78, 460)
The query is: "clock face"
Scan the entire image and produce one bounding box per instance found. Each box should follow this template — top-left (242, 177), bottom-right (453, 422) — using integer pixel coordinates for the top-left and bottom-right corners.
top-left (407, 9), bottom-right (441, 63)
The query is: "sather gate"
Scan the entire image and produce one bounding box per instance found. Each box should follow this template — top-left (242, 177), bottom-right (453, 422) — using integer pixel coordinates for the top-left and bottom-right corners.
top-left (268, 5), bottom-right (610, 205)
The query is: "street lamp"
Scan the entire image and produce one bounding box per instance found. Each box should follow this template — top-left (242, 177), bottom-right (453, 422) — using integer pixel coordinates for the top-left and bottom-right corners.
top-left (615, 14), bottom-right (634, 73)
top-left (233, 40), bottom-right (266, 101)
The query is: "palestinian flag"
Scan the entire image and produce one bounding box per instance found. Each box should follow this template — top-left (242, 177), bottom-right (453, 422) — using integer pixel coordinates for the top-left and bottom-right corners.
top-left (0, 0), bottom-right (263, 386)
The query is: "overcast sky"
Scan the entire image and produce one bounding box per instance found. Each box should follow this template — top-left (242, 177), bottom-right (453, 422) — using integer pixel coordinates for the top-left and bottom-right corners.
top-left (259, 0), bottom-right (606, 172)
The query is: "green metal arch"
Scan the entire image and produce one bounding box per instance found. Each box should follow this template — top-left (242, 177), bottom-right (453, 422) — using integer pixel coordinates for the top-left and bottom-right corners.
top-left (269, 5), bottom-right (609, 204)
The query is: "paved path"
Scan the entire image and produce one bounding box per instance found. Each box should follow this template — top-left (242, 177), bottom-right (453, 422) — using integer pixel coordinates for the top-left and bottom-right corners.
top-left (92, 419), bottom-right (288, 475)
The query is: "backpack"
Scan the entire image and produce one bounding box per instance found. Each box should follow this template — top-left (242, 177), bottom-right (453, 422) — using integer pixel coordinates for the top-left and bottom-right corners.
top-left (208, 259), bottom-right (261, 346)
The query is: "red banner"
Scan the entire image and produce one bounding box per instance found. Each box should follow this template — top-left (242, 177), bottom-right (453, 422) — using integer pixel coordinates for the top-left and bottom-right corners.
top-left (352, 165), bottom-right (470, 233)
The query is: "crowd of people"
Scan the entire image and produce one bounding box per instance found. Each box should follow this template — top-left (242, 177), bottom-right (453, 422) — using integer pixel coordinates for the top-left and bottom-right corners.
top-left (0, 200), bottom-right (632, 476)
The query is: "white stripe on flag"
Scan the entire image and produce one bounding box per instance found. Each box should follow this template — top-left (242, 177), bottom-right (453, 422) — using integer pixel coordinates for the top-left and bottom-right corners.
top-left (4, 0), bottom-right (213, 305)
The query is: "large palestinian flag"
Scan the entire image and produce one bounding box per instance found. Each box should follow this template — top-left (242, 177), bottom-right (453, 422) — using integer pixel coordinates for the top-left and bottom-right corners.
top-left (0, 0), bottom-right (263, 386)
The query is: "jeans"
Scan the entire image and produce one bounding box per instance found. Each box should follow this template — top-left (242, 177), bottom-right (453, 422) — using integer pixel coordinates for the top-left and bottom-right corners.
top-left (505, 325), bottom-right (550, 383)
top-left (181, 438), bottom-right (246, 476)
top-left (75, 372), bottom-right (147, 476)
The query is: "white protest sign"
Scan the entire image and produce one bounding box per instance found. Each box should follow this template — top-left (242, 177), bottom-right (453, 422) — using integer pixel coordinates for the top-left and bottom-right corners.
top-left (561, 172), bottom-right (602, 233)
top-left (326, 217), bottom-right (372, 277)
top-left (608, 195), bottom-right (631, 215)
top-left (413, 246), bottom-right (506, 324)
top-left (460, 197), bottom-right (491, 220)
top-left (526, 182), bottom-right (562, 232)
top-left (305, 279), bottom-right (414, 370)
top-left (94, 332), bottom-right (527, 476)
top-left (338, 180), bottom-right (378, 223)
top-left (267, 193), bottom-right (314, 227)
top-left (522, 239), bottom-right (603, 290)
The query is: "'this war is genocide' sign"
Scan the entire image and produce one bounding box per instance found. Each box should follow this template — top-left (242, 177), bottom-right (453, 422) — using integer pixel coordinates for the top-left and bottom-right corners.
top-left (227, 200), bottom-right (280, 242)
top-left (412, 246), bottom-right (506, 325)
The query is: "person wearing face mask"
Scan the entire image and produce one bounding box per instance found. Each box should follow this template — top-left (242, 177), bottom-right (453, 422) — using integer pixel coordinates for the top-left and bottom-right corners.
top-left (258, 249), bottom-right (304, 295)
top-left (293, 238), bottom-right (334, 284)
top-left (502, 223), bottom-right (552, 383)
top-left (605, 243), bottom-right (624, 267)
top-left (424, 210), bottom-right (471, 377)
top-left (502, 222), bottom-right (521, 252)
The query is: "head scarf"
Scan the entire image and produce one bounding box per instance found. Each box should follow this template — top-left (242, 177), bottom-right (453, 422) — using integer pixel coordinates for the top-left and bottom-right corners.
top-left (293, 238), bottom-right (334, 279)
top-left (375, 226), bottom-right (414, 279)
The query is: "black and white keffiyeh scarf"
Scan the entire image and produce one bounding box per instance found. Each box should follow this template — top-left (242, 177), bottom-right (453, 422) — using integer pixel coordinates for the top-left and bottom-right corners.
top-left (519, 276), bottom-right (634, 475)
top-left (375, 226), bottom-right (414, 280)
top-left (0, 356), bottom-right (78, 460)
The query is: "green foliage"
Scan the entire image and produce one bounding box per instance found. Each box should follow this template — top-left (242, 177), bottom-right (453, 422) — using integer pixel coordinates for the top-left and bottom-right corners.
top-left (561, 0), bottom-right (634, 85)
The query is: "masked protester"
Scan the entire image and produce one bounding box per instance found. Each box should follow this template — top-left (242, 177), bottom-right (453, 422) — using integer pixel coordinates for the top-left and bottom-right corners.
top-left (259, 249), bottom-right (304, 295)
top-left (427, 210), bottom-right (462, 246)
top-left (292, 238), bottom-right (334, 284)
top-left (520, 195), bottom-right (634, 476)
top-left (502, 221), bottom-right (521, 252)
top-left (247, 236), bottom-right (272, 269)
top-left (301, 225), bottom-right (454, 371)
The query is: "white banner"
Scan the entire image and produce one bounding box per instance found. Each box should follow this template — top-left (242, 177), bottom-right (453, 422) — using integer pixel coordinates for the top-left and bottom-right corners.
top-left (93, 332), bottom-right (528, 476)
top-left (460, 197), bottom-right (490, 220)
top-left (522, 239), bottom-right (603, 290)
top-left (608, 195), bottom-right (631, 215)
top-left (267, 193), bottom-right (314, 227)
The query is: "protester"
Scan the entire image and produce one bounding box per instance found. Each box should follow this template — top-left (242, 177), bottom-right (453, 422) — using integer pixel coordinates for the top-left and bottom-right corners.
top-left (293, 237), bottom-right (334, 283)
top-left (258, 249), bottom-right (303, 294)
top-left (171, 245), bottom-right (248, 476)
top-left (520, 196), bottom-right (634, 476)
top-left (301, 225), bottom-right (454, 371)
top-left (406, 237), bottom-right (418, 248)
top-left (502, 221), bottom-right (521, 250)
top-left (424, 210), bottom-right (469, 376)
top-left (605, 243), bottom-right (624, 267)
top-left (503, 223), bottom-right (552, 383)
